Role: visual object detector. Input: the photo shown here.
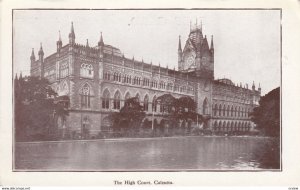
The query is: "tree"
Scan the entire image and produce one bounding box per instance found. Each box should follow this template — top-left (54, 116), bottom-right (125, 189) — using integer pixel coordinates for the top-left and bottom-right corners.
top-left (110, 97), bottom-right (146, 130)
top-left (14, 75), bottom-right (69, 141)
top-left (156, 94), bottom-right (203, 127)
top-left (251, 87), bottom-right (280, 137)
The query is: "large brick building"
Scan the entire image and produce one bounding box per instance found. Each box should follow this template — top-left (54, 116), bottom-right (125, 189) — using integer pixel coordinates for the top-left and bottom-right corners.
top-left (30, 22), bottom-right (261, 137)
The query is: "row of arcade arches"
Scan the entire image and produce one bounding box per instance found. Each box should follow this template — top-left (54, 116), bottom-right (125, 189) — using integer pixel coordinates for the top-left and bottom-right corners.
top-left (213, 120), bottom-right (251, 132)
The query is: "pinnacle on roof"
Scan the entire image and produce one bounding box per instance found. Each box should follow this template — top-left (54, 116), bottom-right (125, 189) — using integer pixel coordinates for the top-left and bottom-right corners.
top-left (30, 48), bottom-right (35, 59)
top-left (58, 30), bottom-right (62, 41)
top-left (210, 35), bottom-right (214, 50)
top-left (86, 39), bottom-right (89, 47)
top-left (178, 35), bottom-right (182, 51)
top-left (69, 22), bottom-right (75, 38)
top-left (38, 43), bottom-right (44, 55)
top-left (99, 32), bottom-right (104, 46)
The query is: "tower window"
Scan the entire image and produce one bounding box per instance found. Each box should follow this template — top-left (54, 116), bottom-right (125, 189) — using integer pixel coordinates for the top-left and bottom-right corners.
top-left (81, 84), bottom-right (91, 109)
top-left (80, 63), bottom-right (94, 78)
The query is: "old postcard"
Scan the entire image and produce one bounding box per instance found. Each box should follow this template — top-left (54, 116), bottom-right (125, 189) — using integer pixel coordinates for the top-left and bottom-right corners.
top-left (1, 0), bottom-right (300, 187)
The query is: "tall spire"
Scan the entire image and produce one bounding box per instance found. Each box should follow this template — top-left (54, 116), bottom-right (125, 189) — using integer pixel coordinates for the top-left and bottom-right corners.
top-left (70, 22), bottom-right (75, 36)
top-left (59, 30), bottom-right (62, 41)
top-left (38, 43), bottom-right (44, 56)
top-left (252, 81), bottom-right (255, 90)
top-left (69, 22), bottom-right (75, 45)
top-left (98, 32), bottom-right (104, 46)
top-left (178, 35), bottom-right (182, 51)
top-left (210, 35), bottom-right (214, 50)
top-left (57, 30), bottom-right (62, 51)
top-left (200, 20), bottom-right (203, 31)
top-left (86, 39), bottom-right (89, 47)
top-left (30, 48), bottom-right (35, 61)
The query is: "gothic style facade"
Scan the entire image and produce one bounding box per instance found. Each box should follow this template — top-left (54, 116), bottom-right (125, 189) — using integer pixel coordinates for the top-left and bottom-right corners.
top-left (30, 22), bottom-right (261, 137)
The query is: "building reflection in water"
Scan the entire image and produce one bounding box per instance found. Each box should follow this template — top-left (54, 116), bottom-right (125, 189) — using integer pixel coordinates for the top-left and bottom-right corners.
top-left (15, 136), bottom-right (280, 171)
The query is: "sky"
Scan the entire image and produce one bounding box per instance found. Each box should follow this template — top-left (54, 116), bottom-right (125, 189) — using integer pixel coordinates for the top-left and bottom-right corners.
top-left (13, 9), bottom-right (281, 95)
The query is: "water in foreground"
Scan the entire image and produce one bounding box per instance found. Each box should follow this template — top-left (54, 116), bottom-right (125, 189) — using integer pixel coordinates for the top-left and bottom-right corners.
top-left (14, 136), bottom-right (280, 171)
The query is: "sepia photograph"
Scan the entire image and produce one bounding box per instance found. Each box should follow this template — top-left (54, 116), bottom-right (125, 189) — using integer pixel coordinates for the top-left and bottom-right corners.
top-left (12, 9), bottom-right (281, 171)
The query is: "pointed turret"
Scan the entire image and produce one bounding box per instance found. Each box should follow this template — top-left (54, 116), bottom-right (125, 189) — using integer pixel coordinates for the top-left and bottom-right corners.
top-left (252, 81), bottom-right (255, 90)
top-left (178, 35), bottom-right (182, 51)
top-left (258, 83), bottom-right (261, 94)
top-left (210, 35), bottom-right (214, 50)
top-left (86, 39), bottom-right (89, 47)
top-left (69, 22), bottom-right (75, 45)
top-left (56, 30), bottom-right (62, 52)
top-left (202, 35), bottom-right (209, 50)
top-left (98, 32), bottom-right (104, 59)
top-left (38, 43), bottom-right (44, 61)
top-left (19, 72), bottom-right (23, 80)
top-left (98, 32), bottom-right (104, 46)
top-left (30, 48), bottom-right (35, 62)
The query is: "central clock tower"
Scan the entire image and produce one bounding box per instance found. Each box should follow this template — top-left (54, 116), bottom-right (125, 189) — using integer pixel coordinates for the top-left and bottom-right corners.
top-left (178, 23), bottom-right (214, 79)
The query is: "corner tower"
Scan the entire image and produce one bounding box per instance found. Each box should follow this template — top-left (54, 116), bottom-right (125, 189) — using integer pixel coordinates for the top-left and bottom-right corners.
top-left (179, 21), bottom-right (214, 79)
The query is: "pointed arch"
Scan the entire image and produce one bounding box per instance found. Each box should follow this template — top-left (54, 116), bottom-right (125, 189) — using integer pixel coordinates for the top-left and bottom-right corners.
top-left (135, 93), bottom-right (140, 102)
top-left (227, 121), bottom-right (230, 131)
top-left (213, 104), bottom-right (218, 116)
top-left (79, 82), bottom-right (94, 96)
top-left (144, 94), bottom-right (149, 111)
top-left (152, 95), bottom-right (157, 112)
top-left (113, 90), bottom-right (121, 109)
top-left (218, 104), bottom-right (222, 116)
top-left (231, 105), bottom-right (234, 117)
top-left (102, 88), bottom-right (110, 109)
top-left (223, 104), bottom-right (226, 116)
top-left (227, 105), bottom-right (230, 116)
top-left (214, 121), bottom-right (218, 131)
top-left (203, 98), bottom-right (209, 115)
top-left (59, 81), bottom-right (69, 96)
top-left (80, 83), bottom-right (91, 108)
top-left (124, 91), bottom-right (131, 100)
top-left (218, 121), bottom-right (222, 131)
top-left (234, 106), bottom-right (237, 117)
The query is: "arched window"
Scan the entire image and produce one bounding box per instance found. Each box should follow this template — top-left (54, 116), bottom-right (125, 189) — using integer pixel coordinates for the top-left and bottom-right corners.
top-left (167, 83), bottom-right (173, 91)
top-left (135, 93), bottom-right (140, 102)
top-left (125, 92), bottom-right (131, 100)
top-left (238, 107), bottom-right (241, 117)
top-left (203, 98), bottom-right (208, 115)
top-left (213, 104), bottom-right (218, 116)
top-left (152, 95), bottom-right (157, 112)
top-left (227, 105), bottom-right (230, 116)
top-left (113, 91), bottom-right (121, 109)
top-left (218, 104), bottom-right (222, 116)
top-left (223, 105), bottom-right (226, 116)
top-left (234, 107), bottom-right (237, 117)
top-left (104, 72), bottom-right (111, 80)
top-left (102, 89), bottom-right (110, 109)
top-left (214, 121), bottom-right (218, 131)
top-left (81, 84), bottom-right (91, 108)
top-left (223, 121), bottom-right (226, 131)
top-left (144, 95), bottom-right (149, 111)
top-left (227, 122), bottom-right (230, 132)
top-left (80, 63), bottom-right (94, 78)
top-left (118, 73), bottom-right (122, 82)
top-left (231, 106), bottom-right (234, 117)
